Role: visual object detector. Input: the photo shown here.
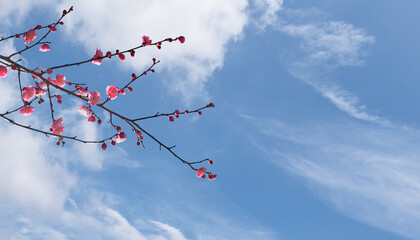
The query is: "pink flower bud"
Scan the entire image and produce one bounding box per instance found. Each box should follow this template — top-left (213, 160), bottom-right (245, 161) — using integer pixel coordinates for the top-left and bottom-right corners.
top-left (168, 116), bottom-right (174, 122)
top-left (197, 111), bottom-right (202, 115)
top-left (39, 44), bottom-right (51, 52)
top-left (0, 66), bottom-right (7, 78)
top-left (178, 36), bottom-right (185, 44)
top-left (23, 29), bottom-right (37, 44)
top-left (174, 110), bottom-right (180, 118)
top-left (209, 174), bottom-right (217, 180)
top-left (46, 68), bottom-right (52, 74)
top-left (142, 35), bottom-right (152, 46)
top-left (118, 53), bottom-right (125, 61)
top-left (102, 142), bottom-right (107, 150)
top-left (88, 115), bottom-right (95, 122)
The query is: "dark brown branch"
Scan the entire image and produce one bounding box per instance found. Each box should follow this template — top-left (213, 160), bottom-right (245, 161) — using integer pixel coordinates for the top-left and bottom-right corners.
top-left (133, 104), bottom-right (213, 121)
top-left (0, 114), bottom-right (117, 144)
top-left (48, 38), bottom-right (176, 71)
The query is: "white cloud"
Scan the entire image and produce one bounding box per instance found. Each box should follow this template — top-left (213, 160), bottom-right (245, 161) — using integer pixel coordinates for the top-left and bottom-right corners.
top-left (253, 0), bottom-right (283, 30)
top-left (248, 115), bottom-right (420, 239)
top-left (276, 10), bottom-right (387, 126)
top-left (0, 0), bottom-right (55, 28)
top-left (281, 21), bottom-right (375, 66)
top-left (150, 220), bottom-right (188, 240)
top-left (56, 0), bottom-right (249, 104)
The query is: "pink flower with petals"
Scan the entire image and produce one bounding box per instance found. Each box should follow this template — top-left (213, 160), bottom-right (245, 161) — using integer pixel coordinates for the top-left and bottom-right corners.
top-left (76, 87), bottom-right (89, 97)
top-left (20, 106), bottom-right (34, 116)
top-left (142, 35), bottom-right (152, 46)
top-left (197, 167), bottom-right (206, 178)
top-left (78, 105), bottom-right (91, 117)
top-left (106, 85), bottom-right (119, 100)
top-left (88, 91), bottom-right (101, 105)
top-left (51, 117), bottom-right (64, 135)
top-left (91, 49), bottom-right (104, 65)
top-left (35, 88), bottom-right (47, 97)
top-left (24, 29), bottom-right (37, 44)
top-left (55, 74), bottom-right (66, 87)
top-left (39, 44), bottom-right (51, 52)
top-left (0, 66), bottom-right (7, 78)
top-left (22, 86), bottom-right (36, 101)
top-left (113, 132), bottom-right (127, 143)
top-left (38, 81), bottom-right (47, 89)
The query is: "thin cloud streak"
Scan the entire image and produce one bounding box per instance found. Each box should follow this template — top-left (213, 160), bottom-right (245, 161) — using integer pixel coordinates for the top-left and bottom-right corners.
top-left (274, 9), bottom-right (389, 126)
top-left (246, 114), bottom-right (420, 239)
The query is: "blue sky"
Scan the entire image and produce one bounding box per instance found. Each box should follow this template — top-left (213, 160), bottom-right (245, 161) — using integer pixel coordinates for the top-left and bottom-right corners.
top-left (1, 0), bottom-right (420, 239)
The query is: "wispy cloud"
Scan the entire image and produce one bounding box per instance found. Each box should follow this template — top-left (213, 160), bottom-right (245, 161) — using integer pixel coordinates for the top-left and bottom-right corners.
top-left (246, 114), bottom-right (420, 239)
top-left (273, 9), bottom-right (390, 126)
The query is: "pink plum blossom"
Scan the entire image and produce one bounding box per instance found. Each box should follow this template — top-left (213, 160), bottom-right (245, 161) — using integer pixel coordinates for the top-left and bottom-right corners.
top-left (76, 87), bottom-right (89, 97)
top-left (78, 105), bottom-right (91, 117)
top-left (88, 91), bottom-right (101, 105)
top-left (35, 88), bottom-right (47, 97)
top-left (24, 29), bottom-right (37, 44)
top-left (91, 49), bottom-right (104, 65)
top-left (142, 35), bottom-right (152, 46)
top-left (39, 44), bottom-right (51, 52)
top-left (51, 117), bottom-right (64, 135)
top-left (0, 66), bottom-right (7, 78)
top-left (113, 132), bottom-right (127, 143)
top-left (22, 86), bottom-right (36, 101)
top-left (20, 106), bottom-right (34, 116)
top-left (197, 167), bottom-right (206, 178)
top-left (38, 81), bottom-right (47, 89)
top-left (106, 85), bottom-right (119, 100)
top-left (55, 74), bottom-right (66, 87)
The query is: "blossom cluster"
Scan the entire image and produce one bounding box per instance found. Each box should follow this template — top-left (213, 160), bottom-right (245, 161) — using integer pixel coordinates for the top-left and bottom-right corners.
top-left (0, 6), bottom-right (216, 180)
